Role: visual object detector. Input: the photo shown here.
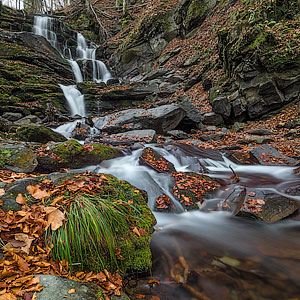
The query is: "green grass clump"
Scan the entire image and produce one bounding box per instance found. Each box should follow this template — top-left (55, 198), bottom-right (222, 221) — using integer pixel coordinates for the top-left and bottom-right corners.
top-left (46, 193), bottom-right (142, 273)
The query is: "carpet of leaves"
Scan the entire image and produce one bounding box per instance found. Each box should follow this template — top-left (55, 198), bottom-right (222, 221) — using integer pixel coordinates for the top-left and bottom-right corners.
top-left (0, 172), bottom-right (123, 300)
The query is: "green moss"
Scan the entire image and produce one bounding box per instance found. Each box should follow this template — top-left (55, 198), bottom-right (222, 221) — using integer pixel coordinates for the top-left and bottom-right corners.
top-left (97, 288), bottom-right (105, 300)
top-left (48, 173), bottom-right (156, 275)
top-left (0, 148), bottom-right (11, 168)
top-left (184, 0), bottom-right (207, 31)
top-left (16, 125), bottom-right (67, 144)
top-left (121, 47), bottom-right (142, 64)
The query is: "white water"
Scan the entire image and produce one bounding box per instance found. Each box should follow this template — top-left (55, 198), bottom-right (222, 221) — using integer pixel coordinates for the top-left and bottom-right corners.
top-left (59, 84), bottom-right (85, 117)
top-left (33, 16), bottom-right (113, 121)
top-left (33, 16), bottom-right (59, 50)
top-left (76, 33), bottom-right (112, 83)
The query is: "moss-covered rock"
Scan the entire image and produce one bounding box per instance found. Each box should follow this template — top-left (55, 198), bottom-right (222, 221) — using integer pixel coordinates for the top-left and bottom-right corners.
top-left (16, 125), bottom-right (67, 144)
top-left (46, 172), bottom-right (156, 274)
top-left (36, 140), bottom-right (123, 173)
top-left (0, 143), bottom-right (37, 173)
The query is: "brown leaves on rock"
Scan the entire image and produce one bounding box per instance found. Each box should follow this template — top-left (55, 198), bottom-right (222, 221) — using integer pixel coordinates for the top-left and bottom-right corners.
top-left (0, 172), bottom-right (123, 299)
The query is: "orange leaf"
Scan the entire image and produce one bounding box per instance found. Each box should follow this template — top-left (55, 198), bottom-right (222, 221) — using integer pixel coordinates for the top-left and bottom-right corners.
top-left (0, 293), bottom-right (18, 300)
top-left (0, 188), bottom-right (5, 196)
top-left (16, 194), bottom-right (27, 205)
top-left (132, 227), bottom-right (140, 237)
top-left (68, 289), bottom-right (75, 294)
top-left (151, 297), bottom-right (160, 300)
top-left (45, 208), bottom-right (65, 231)
top-left (136, 295), bottom-right (145, 299)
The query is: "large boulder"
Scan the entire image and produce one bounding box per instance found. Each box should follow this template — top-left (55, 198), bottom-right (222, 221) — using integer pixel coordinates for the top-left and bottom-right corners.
top-left (110, 130), bottom-right (157, 144)
top-left (94, 104), bottom-right (186, 134)
top-left (16, 125), bottom-right (67, 144)
top-left (0, 143), bottom-right (37, 173)
top-left (36, 140), bottom-right (123, 173)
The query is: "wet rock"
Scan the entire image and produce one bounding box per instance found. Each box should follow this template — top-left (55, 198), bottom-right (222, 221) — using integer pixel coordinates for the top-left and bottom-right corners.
top-left (0, 143), bottom-right (38, 173)
top-left (165, 73), bottom-right (185, 83)
top-left (16, 125), bottom-right (67, 143)
top-left (172, 172), bottom-right (220, 211)
top-left (232, 98), bottom-right (246, 120)
top-left (94, 104), bottom-right (186, 134)
top-left (202, 112), bottom-right (224, 126)
top-left (182, 52), bottom-right (201, 67)
top-left (249, 145), bottom-right (299, 166)
top-left (206, 125), bottom-right (217, 131)
top-left (238, 189), bottom-right (300, 223)
top-left (106, 78), bottom-right (119, 85)
top-left (232, 122), bottom-right (245, 132)
top-left (158, 47), bottom-right (181, 65)
top-left (218, 186), bottom-right (246, 215)
top-left (246, 128), bottom-right (275, 136)
top-left (167, 130), bottom-right (189, 140)
top-left (202, 76), bottom-right (212, 92)
top-left (2, 112), bottom-right (23, 121)
top-left (110, 129), bottom-right (157, 143)
top-left (139, 147), bottom-right (176, 173)
top-left (224, 151), bottom-right (259, 165)
top-left (34, 275), bottom-right (102, 300)
top-left (36, 140), bottom-right (123, 173)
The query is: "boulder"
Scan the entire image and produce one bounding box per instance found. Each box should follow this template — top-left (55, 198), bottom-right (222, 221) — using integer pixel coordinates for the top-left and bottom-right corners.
top-left (0, 143), bottom-right (37, 173)
top-left (249, 145), bottom-right (299, 166)
top-left (14, 115), bottom-right (42, 126)
top-left (202, 112), bottom-right (224, 126)
top-left (142, 69), bottom-right (168, 81)
top-left (36, 140), bottom-right (123, 173)
top-left (237, 189), bottom-right (300, 223)
top-left (16, 125), bottom-right (67, 144)
top-left (1, 112), bottom-right (23, 121)
top-left (94, 104), bottom-right (186, 134)
top-left (211, 96), bottom-right (232, 118)
top-left (110, 130), bottom-right (157, 144)
top-left (177, 96), bottom-right (203, 131)
top-left (246, 128), bottom-right (275, 136)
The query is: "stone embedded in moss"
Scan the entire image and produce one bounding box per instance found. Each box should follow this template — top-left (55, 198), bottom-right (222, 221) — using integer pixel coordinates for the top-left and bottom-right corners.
top-left (0, 143), bottom-right (37, 173)
top-left (36, 140), bottom-right (123, 173)
top-left (16, 125), bottom-right (67, 144)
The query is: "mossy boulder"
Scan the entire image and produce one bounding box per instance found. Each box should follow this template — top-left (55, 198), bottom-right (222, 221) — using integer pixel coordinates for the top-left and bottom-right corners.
top-left (45, 172), bottom-right (156, 274)
top-left (16, 125), bottom-right (67, 144)
top-left (36, 140), bottom-right (123, 173)
top-left (0, 143), bottom-right (38, 173)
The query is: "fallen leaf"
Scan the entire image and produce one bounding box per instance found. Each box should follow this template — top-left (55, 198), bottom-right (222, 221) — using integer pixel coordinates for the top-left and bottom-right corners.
top-left (0, 293), bottom-right (17, 300)
top-left (136, 295), bottom-right (145, 299)
top-left (68, 289), bottom-right (75, 294)
top-left (151, 296), bottom-right (160, 300)
top-left (16, 194), bottom-right (27, 205)
top-left (0, 188), bottom-right (5, 196)
top-left (15, 233), bottom-right (34, 255)
top-left (46, 208), bottom-right (65, 231)
top-left (132, 227), bottom-right (140, 237)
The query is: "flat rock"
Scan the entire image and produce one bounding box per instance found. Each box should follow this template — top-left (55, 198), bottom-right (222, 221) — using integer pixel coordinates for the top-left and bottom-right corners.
top-left (34, 275), bottom-right (101, 300)
top-left (249, 145), bottom-right (299, 166)
top-left (167, 130), bottom-right (189, 140)
top-left (2, 112), bottom-right (23, 121)
top-left (94, 104), bottom-right (186, 134)
top-left (110, 129), bottom-right (157, 143)
top-left (15, 115), bottom-right (42, 126)
top-left (238, 189), bottom-right (300, 223)
top-left (142, 68), bottom-right (168, 81)
top-left (139, 147), bottom-right (176, 173)
top-left (246, 128), bottom-right (275, 135)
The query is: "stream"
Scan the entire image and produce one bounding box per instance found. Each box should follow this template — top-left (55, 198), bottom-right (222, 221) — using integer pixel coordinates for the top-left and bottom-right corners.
top-left (31, 15), bottom-right (300, 299)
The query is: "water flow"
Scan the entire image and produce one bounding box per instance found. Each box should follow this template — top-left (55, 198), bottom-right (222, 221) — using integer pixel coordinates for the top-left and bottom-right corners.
top-left (33, 16), bottom-right (113, 120)
top-left (76, 33), bottom-right (112, 83)
top-left (33, 16), bottom-right (59, 50)
top-left (59, 84), bottom-right (85, 117)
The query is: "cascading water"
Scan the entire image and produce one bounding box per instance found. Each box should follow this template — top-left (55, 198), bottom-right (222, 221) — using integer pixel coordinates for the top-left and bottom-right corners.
top-left (32, 15), bottom-right (113, 121)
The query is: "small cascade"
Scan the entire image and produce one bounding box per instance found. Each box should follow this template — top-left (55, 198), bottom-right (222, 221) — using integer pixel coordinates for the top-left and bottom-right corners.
top-left (76, 33), bottom-right (112, 83)
top-left (59, 84), bottom-right (85, 117)
top-left (33, 16), bottom-right (59, 51)
top-left (32, 15), bottom-right (114, 120)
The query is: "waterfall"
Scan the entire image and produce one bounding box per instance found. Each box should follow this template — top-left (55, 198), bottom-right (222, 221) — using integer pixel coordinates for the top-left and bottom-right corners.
top-left (33, 16), bottom-right (59, 51)
top-left (33, 16), bottom-right (114, 119)
top-left (76, 33), bottom-right (112, 83)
